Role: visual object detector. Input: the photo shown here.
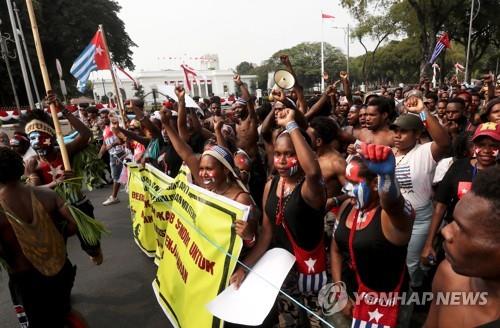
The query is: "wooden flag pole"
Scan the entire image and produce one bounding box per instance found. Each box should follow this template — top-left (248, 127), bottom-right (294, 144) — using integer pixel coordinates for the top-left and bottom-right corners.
top-left (24, 0), bottom-right (72, 170)
top-left (98, 24), bottom-right (127, 125)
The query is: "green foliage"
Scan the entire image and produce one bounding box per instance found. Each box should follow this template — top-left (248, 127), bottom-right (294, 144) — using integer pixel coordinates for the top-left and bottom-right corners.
top-left (0, 0), bottom-right (135, 106)
top-left (235, 61), bottom-right (256, 75)
top-left (341, 0), bottom-right (500, 79)
top-left (134, 84), bottom-right (145, 98)
top-left (71, 144), bottom-right (108, 191)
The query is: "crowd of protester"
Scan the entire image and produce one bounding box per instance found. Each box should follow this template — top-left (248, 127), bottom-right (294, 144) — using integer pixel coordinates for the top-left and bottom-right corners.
top-left (1, 55), bottom-right (500, 327)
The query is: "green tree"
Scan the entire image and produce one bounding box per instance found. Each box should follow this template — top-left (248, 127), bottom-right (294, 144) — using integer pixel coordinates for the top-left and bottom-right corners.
top-left (235, 61), bottom-right (256, 75)
top-left (341, 0), bottom-right (500, 80)
top-left (0, 0), bottom-right (135, 106)
top-left (134, 84), bottom-right (145, 98)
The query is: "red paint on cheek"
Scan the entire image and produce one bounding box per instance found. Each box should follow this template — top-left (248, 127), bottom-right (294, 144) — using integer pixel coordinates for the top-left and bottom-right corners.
top-left (273, 157), bottom-right (281, 166)
top-left (285, 157), bottom-right (298, 168)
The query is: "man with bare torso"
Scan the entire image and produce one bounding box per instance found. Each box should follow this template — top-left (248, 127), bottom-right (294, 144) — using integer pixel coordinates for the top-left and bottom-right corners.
top-left (307, 116), bottom-right (346, 199)
top-left (357, 97), bottom-right (395, 147)
top-left (0, 147), bottom-right (78, 327)
top-left (232, 74), bottom-right (267, 207)
top-left (424, 166), bottom-right (500, 327)
top-left (307, 116), bottom-right (347, 238)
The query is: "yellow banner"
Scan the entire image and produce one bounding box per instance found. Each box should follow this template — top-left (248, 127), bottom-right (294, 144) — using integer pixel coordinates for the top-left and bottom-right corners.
top-left (128, 165), bottom-right (157, 257)
top-left (128, 164), bottom-right (249, 328)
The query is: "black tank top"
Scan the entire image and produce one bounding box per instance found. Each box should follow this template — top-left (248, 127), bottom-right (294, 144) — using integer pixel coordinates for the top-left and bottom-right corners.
top-left (334, 203), bottom-right (409, 292)
top-left (265, 175), bottom-right (324, 252)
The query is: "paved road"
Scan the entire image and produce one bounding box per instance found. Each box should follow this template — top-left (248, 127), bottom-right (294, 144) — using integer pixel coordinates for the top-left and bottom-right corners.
top-left (0, 186), bottom-right (172, 328)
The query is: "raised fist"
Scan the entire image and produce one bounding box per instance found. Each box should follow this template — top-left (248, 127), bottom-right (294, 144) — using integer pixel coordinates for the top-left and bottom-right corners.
top-left (175, 86), bottom-right (185, 99)
top-left (339, 71), bottom-right (349, 80)
top-left (280, 54), bottom-right (291, 67)
top-left (404, 97), bottom-right (424, 114)
top-left (359, 143), bottom-right (395, 176)
top-left (233, 74), bottom-right (242, 85)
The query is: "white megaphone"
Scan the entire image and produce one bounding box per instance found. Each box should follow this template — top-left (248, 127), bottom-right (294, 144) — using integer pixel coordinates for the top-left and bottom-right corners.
top-left (274, 69), bottom-right (296, 90)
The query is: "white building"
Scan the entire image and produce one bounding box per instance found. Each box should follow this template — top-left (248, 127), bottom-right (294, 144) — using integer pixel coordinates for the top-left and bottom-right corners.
top-left (91, 69), bottom-right (257, 104)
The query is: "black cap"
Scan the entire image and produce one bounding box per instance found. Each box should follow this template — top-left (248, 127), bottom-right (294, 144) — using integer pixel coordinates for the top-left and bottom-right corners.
top-left (390, 114), bottom-right (424, 131)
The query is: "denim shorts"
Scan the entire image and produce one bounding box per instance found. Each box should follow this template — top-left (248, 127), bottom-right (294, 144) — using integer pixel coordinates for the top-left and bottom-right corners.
top-left (110, 153), bottom-right (124, 182)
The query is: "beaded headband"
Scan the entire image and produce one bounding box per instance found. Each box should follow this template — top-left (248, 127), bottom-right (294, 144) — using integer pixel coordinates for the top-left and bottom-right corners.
top-left (25, 119), bottom-right (56, 137)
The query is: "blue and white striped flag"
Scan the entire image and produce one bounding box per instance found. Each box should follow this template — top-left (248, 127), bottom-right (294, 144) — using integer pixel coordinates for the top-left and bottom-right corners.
top-left (70, 29), bottom-right (110, 93)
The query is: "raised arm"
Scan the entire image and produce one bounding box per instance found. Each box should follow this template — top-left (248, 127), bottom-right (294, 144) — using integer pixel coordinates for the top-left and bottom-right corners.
top-left (234, 74), bottom-right (250, 101)
top-left (406, 97), bottom-right (450, 161)
top-left (340, 71), bottom-right (352, 103)
top-left (279, 55), bottom-right (307, 114)
top-left (276, 108), bottom-right (326, 210)
top-left (305, 84), bottom-right (337, 120)
top-left (360, 143), bottom-right (414, 237)
top-left (115, 127), bottom-right (150, 146)
top-left (128, 100), bottom-right (162, 139)
top-left (48, 94), bottom-right (91, 157)
top-left (159, 108), bottom-right (200, 184)
top-left (175, 87), bottom-right (192, 142)
top-left (213, 118), bottom-right (229, 149)
top-left (261, 106), bottom-right (276, 144)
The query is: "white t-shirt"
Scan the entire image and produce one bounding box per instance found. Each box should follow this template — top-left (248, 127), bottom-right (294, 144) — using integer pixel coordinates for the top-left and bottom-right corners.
top-left (395, 142), bottom-right (437, 209)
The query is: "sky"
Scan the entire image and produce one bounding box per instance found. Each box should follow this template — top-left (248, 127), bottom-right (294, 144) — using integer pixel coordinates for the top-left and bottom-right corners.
top-left (115, 0), bottom-right (375, 72)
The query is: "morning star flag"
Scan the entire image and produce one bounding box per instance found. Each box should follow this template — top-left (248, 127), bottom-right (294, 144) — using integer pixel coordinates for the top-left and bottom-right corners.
top-left (321, 12), bottom-right (335, 19)
top-left (70, 29), bottom-right (111, 92)
top-left (180, 64), bottom-right (197, 93)
top-left (429, 32), bottom-right (450, 64)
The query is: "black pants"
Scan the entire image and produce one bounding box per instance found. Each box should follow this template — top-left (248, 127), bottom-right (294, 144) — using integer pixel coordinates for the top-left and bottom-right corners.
top-left (9, 259), bottom-right (76, 328)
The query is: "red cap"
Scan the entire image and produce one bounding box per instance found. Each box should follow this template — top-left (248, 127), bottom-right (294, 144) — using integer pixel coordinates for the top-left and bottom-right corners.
top-left (472, 122), bottom-right (500, 142)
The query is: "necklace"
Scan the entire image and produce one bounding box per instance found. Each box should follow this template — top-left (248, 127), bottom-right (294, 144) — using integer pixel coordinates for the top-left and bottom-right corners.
top-left (395, 149), bottom-right (409, 167)
top-left (275, 177), bottom-right (303, 226)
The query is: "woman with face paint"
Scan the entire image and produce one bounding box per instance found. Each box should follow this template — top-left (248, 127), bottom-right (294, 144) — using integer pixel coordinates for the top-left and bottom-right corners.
top-left (422, 122), bottom-right (500, 268)
top-left (158, 108), bottom-right (258, 251)
top-left (329, 143), bottom-right (415, 328)
top-left (231, 108), bottom-right (327, 327)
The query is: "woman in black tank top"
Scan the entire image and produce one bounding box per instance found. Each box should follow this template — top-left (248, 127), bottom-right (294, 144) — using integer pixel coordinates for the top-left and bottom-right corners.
top-left (330, 144), bottom-right (415, 327)
top-left (231, 108), bottom-right (326, 326)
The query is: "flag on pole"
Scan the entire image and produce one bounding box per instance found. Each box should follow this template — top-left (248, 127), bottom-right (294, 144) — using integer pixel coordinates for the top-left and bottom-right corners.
top-left (429, 32), bottom-right (450, 64)
top-left (116, 66), bottom-right (139, 89)
top-left (70, 29), bottom-right (111, 92)
top-left (321, 12), bottom-right (335, 19)
top-left (180, 64), bottom-right (197, 93)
